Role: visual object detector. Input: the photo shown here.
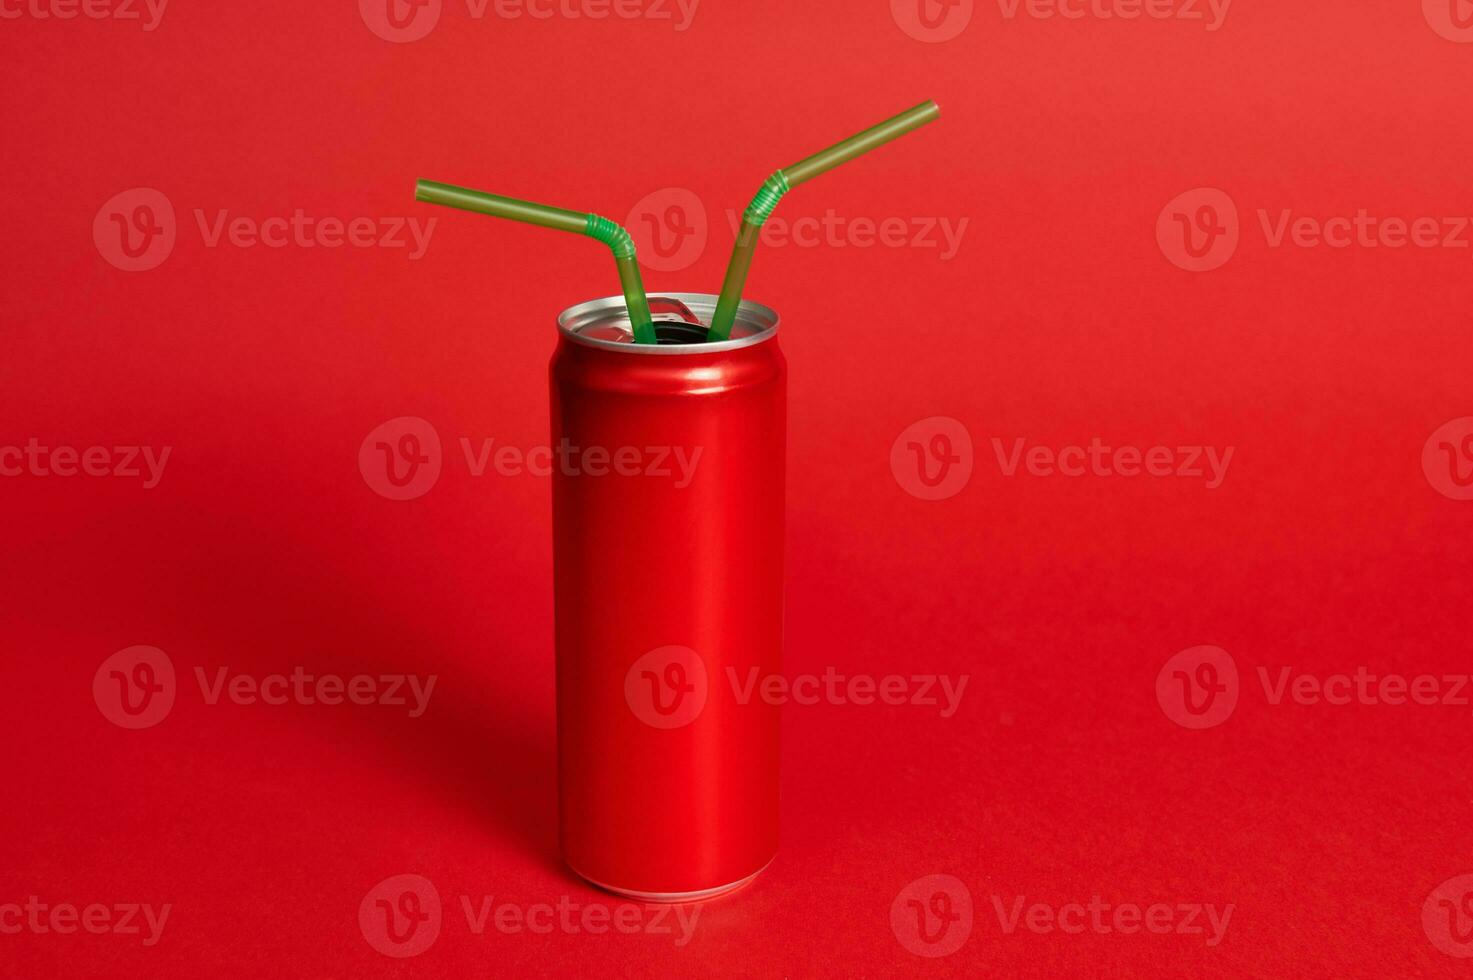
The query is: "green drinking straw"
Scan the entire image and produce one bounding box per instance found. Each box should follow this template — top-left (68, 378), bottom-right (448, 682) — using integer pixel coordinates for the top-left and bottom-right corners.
top-left (706, 100), bottom-right (942, 341)
top-left (415, 179), bottom-right (657, 345)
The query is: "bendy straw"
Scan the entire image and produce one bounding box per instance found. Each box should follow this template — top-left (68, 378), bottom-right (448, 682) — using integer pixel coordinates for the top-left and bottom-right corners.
top-left (706, 100), bottom-right (941, 341)
top-left (415, 180), bottom-right (657, 345)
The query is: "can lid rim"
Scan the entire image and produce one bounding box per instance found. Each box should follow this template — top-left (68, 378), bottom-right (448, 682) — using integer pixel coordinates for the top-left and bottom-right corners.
top-left (557, 293), bottom-right (780, 355)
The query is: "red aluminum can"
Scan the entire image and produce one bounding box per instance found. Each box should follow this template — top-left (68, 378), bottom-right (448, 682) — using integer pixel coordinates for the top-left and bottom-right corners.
top-left (551, 292), bottom-right (785, 901)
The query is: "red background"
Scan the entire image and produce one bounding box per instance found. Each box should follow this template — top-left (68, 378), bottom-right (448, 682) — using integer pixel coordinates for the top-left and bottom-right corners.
top-left (4, 0), bottom-right (1472, 975)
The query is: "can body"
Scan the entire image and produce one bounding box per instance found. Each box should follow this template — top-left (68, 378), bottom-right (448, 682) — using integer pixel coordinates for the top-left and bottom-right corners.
top-left (551, 293), bottom-right (785, 901)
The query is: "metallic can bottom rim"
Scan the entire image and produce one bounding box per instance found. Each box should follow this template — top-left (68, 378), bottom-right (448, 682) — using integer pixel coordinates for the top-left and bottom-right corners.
top-left (569, 858), bottom-right (773, 904)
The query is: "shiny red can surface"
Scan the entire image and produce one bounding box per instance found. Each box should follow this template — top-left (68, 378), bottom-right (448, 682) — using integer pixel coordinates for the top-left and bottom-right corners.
top-left (551, 293), bottom-right (785, 901)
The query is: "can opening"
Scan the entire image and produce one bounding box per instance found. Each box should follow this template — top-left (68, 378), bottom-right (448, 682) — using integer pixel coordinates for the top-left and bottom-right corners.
top-left (559, 293), bottom-right (779, 355)
top-left (654, 321), bottom-right (710, 345)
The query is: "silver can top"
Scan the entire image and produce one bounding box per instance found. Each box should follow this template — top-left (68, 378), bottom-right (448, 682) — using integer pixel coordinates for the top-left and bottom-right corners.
top-left (558, 293), bottom-right (780, 355)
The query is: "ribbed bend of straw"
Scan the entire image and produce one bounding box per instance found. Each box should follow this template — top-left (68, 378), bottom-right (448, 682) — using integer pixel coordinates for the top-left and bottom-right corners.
top-left (743, 171), bottom-right (791, 227)
top-left (584, 213), bottom-right (636, 259)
